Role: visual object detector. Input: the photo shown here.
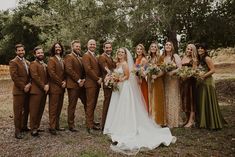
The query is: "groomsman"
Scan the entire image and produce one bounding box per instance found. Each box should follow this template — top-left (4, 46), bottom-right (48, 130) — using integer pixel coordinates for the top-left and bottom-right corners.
top-left (82, 39), bottom-right (102, 134)
top-left (64, 40), bottom-right (86, 132)
top-left (9, 44), bottom-right (31, 139)
top-left (47, 43), bottom-right (66, 135)
top-left (98, 41), bottom-right (116, 130)
top-left (29, 47), bottom-right (48, 137)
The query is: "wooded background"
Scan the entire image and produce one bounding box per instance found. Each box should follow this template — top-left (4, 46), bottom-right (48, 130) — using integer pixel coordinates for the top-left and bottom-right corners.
top-left (0, 0), bottom-right (234, 64)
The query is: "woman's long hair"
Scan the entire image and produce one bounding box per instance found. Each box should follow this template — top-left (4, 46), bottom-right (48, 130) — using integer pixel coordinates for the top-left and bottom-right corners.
top-left (186, 44), bottom-right (198, 64)
top-left (148, 42), bottom-right (160, 58)
top-left (135, 44), bottom-right (146, 58)
top-left (116, 48), bottom-right (127, 63)
top-left (163, 41), bottom-right (175, 62)
top-left (197, 43), bottom-right (209, 63)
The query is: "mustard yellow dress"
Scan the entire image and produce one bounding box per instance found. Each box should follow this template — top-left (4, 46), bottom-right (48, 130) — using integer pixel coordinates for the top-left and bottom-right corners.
top-left (148, 57), bottom-right (165, 125)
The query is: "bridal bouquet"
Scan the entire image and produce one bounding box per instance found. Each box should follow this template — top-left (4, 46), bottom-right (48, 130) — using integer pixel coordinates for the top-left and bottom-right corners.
top-left (160, 62), bottom-right (177, 73)
top-left (132, 64), bottom-right (148, 80)
top-left (176, 66), bottom-right (196, 80)
top-left (104, 72), bottom-right (122, 91)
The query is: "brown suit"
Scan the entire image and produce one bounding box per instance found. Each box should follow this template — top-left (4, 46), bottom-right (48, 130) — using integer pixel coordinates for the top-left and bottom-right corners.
top-left (9, 56), bottom-right (30, 135)
top-left (82, 51), bottom-right (101, 128)
top-left (29, 60), bottom-right (48, 131)
top-left (98, 53), bottom-right (116, 129)
top-left (64, 52), bottom-right (86, 129)
top-left (47, 56), bottom-right (65, 130)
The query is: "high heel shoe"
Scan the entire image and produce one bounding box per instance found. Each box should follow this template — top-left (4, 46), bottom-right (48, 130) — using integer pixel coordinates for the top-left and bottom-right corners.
top-left (184, 121), bottom-right (195, 128)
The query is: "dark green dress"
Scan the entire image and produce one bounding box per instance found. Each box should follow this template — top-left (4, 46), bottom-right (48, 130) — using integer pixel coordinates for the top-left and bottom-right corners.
top-left (196, 60), bottom-right (226, 129)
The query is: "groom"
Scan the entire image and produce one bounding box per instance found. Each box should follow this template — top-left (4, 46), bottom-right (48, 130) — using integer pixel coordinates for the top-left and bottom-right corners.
top-left (82, 39), bottom-right (102, 134)
top-left (98, 41), bottom-right (116, 130)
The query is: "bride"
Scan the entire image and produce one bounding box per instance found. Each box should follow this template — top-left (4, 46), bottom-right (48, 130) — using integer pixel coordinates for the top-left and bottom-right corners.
top-left (103, 47), bottom-right (176, 155)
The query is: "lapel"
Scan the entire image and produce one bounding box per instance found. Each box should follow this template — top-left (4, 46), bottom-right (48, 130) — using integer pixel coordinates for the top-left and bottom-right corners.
top-left (36, 59), bottom-right (47, 73)
top-left (104, 53), bottom-right (112, 64)
top-left (54, 56), bottom-right (64, 70)
top-left (72, 53), bottom-right (83, 66)
top-left (88, 51), bottom-right (97, 63)
top-left (16, 56), bottom-right (29, 74)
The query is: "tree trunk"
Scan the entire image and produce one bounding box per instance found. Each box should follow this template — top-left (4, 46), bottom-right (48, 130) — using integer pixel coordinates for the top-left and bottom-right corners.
top-left (167, 29), bottom-right (178, 54)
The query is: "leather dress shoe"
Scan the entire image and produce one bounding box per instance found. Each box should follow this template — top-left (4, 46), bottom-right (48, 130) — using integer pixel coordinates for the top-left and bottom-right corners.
top-left (37, 129), bottom-right (45, 132)
top-left (69, 128), bottom-right (78, 132)
top-left (21, 128), bottom-right (31, 132)
top-left (15, 133), bottom-right (24, 139)
top-left (31, 130), bottom-right (39, 137)
top-left (49, 129), bottom-right (57, 135)
top-left (56, 127), bottom-right (65, 131)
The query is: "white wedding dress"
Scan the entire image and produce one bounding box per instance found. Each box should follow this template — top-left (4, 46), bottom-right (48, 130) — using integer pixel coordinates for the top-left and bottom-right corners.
top-left (103, 49), bottom-right (176, 155)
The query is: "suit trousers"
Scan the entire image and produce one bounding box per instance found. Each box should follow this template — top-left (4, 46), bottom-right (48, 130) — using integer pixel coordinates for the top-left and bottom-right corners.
top-left (85, 87), bottom-right (100, 128)
top-left (49, 93), bottom-right (64, 129)
top-left (101, 88), bottom-right (112, 129)
top-left (13, 94), bottom-right (30, 134)
top-left (67, 88), bottom-right (86, 129)
top-left (29, 94), bottom-right (47, 130)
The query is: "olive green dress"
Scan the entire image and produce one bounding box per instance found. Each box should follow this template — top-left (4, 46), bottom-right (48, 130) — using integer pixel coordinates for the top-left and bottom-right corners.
top-left (196, 61), bottom-right (226, 129)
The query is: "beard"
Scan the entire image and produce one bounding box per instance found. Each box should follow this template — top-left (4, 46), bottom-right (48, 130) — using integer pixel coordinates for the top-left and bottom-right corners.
top-left (105, 50), bottom-right (112, 55)
top-left (17, 53), bottom-right (25, 58)
top-left (73, 49), bottom-right (81, 55)
top-left (55, 49), bottom-right (61, 55)
top-left (36, 56), bottom-right (44, 61)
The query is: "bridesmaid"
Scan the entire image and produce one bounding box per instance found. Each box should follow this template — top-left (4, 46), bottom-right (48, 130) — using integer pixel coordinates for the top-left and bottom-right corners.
top-left (163, 41), bottom-right (182, 128)
top-left (181, 44), bottom-right (198, 128)
top-left (148, 42), bottom-right (165, 126)
top-left (135, 44), bottom-right (149, 112)
top-left (196, 43), bottom-right (226, 130)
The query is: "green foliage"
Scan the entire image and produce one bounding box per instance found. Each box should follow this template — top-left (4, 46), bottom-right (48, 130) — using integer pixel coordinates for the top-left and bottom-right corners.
top-left (0, 0), bottom-right (234, 64)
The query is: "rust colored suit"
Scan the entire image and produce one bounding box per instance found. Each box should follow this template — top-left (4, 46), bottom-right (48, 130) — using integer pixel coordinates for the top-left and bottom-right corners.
top-left (82, 51), bottom-right (101, 129)
top-left (29, 60), bottom-right (48, 131)
top-left (98, 53), bottom-right (116, 129)
top-left (47, 56), bottom-right (65, 130)
top-left (64, 52), bottom-right (86, 129)
top-left (9, 56), bottom-right (30, 135)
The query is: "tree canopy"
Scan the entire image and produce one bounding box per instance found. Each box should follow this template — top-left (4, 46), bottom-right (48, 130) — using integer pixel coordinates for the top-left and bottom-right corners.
top-left (0, 0), bottom-right (234, 64)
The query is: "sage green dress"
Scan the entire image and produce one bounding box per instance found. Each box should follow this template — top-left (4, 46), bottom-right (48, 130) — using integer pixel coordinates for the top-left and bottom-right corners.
top-left (196, 61), bottom-right (226, 129)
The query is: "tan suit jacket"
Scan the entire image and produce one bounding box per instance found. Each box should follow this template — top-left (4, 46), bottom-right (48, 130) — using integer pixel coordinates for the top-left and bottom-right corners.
top-left (82, 51), bottom-right (101, 88)
top-left (64, 53), bottom-right (85, 89)
top-left (98, 53), bottom-right (116, 88)
top-left (29, 60), bottom-right (48, 94)
top-left (9, 57), bottom-right (30, 95)
top-left (48, 56), bottom-right (65, 94)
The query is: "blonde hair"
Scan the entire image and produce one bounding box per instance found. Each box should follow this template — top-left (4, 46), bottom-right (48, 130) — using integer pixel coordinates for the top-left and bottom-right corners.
top-left (187, 44), bottom-right (198, 63)
top-left (148, 42), bottom-right (160, 58)
top-left (135, 44), bottom-right (146, 57)
top-left (116, 48), bottom-right (127, 63)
